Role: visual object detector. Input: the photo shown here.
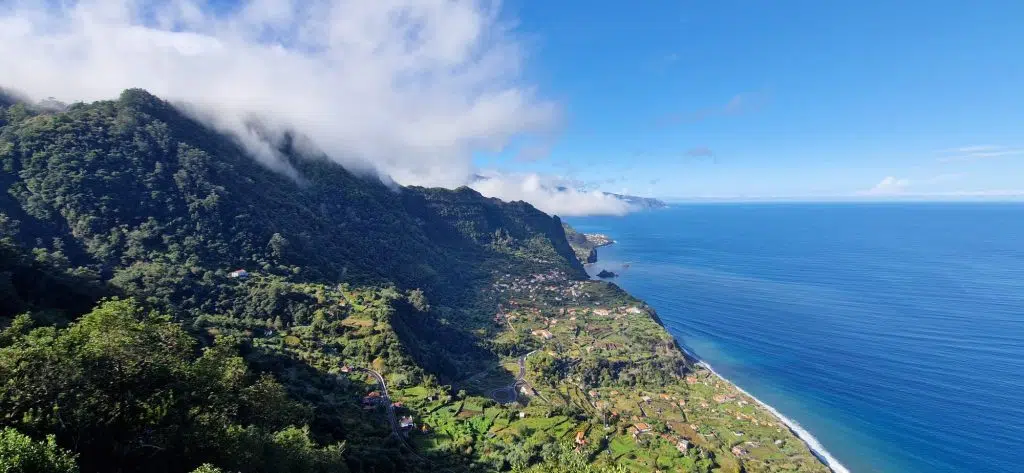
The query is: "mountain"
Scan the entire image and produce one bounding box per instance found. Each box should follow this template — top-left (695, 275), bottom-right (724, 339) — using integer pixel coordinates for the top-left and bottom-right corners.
top-left (0, 90), bottom-right (828, 473)
top-left (562, 222), bottom-right (614, 264)
top-left (0, 89), bottom-right (582, 312)
top-left (470, 176), bottom-right (668, 212)
top-left (602, 192), bottom-right (668, 209)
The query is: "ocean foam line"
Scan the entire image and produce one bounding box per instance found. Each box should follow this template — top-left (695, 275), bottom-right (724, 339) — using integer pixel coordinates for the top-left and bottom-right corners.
top-left (681, 351), bottom-right (851, 473)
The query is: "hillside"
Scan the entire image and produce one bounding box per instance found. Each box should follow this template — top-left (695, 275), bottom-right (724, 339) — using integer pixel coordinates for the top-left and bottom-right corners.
top-left (562, 223), bottom-right (614, 264)
top-left (602, 193), bottom-right (668, 210)
top-left (0, 90), bottom-right (828, 473)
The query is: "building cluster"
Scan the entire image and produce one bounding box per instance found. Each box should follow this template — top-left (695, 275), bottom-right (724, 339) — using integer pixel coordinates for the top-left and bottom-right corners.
top-left (481, 270), bottom-right (792, 464)
top-left (490, 271), bottom-right (650, 348)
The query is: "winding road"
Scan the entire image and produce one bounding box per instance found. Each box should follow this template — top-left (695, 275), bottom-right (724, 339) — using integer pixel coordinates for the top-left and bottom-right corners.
top-left (489, 350), bottom-right (537, 404)
top-left (351, 367), bottom-right (429, 464)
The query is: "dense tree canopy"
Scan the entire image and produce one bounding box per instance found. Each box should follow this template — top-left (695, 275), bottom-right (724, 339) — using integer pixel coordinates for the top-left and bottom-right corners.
top-left (0, 299), bottom-right (347, 473)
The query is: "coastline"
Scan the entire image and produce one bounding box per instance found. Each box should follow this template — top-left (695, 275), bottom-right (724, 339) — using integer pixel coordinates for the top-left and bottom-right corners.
top-left (688, 353), bottom-right (849, 473)
top-left (593, 244), bottom-right (847, 473)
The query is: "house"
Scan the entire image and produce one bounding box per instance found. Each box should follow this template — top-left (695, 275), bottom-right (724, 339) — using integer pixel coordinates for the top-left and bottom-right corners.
top-left (660, 393), bottom-right (672, 400)
top-left (588, 390), bottom-right (599, 398)
top-left (399, 416), bottom-right (415, 429)
top-left (339, 366), bottom-right (351, 373)
top-left (731, 446), bottom-right (748, 457)
top-left (628, 423), bottom-right (652, 439)
top-left (676, 440), bottom-right (690, 453)
top-left (518, 411), bottom-right (526, 419)
top-left (531, 329), bottom-right (553, 340)
top-left (641, 395), bottom-right (652, 403)
top-left (593, 308), bottom-right (611, 316)
top-left (575, 431), bottom-right (587, 446)
top-left (520, 385), bottom-right (536, 396)
top-left (626, 306), bottom-right (644, 314)
top-left (361, 391), bottom-right (382, 408)
top-left (228, 269), bottom-right (249, 279)
top-left (714, 394), bottom-right (734, 403)
top-left (685, 376), bottom-right (699, 385)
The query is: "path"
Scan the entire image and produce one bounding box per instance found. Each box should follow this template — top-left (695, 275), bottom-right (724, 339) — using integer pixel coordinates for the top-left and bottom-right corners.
top-left (351, 367), bottom-right (429, 464)
top-left (488, 350), bottom-right (537, 404)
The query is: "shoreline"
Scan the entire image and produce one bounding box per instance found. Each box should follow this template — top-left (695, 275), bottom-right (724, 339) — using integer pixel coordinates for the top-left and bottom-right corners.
top-left (591, 242), bottom-right (848, 473)
top-left (688, 354), bottom-right (849, 473)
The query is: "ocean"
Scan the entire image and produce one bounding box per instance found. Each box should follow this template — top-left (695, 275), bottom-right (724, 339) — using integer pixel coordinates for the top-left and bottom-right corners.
top-left (566, 203), bottom-right (1024, 473)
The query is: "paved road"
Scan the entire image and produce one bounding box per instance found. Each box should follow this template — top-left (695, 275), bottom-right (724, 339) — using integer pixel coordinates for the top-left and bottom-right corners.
top-left (488, 350), bottom-right (537, 404)
top-left (352, 367), bottom-right (429, 464)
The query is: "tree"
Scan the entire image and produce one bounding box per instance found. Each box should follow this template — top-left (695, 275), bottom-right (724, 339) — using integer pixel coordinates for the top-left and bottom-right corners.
top-left (0, 298), bottom-right (348, 473)
top-left (407, 288), bottom-right (430, 312)
top-left (267, 233), bottom-right (289, 261)
top-left (0, 428), bottom-right (78, 473)
top-left (190, 465), bottom-right (223, 473)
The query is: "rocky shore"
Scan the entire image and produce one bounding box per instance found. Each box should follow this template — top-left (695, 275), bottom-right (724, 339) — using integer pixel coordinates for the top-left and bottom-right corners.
top-left (563, 222), bottom-right (615, 264)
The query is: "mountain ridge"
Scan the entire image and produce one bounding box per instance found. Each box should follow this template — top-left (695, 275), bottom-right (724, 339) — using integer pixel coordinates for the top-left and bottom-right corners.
top-left (0, 89), bottom-right (830, 473)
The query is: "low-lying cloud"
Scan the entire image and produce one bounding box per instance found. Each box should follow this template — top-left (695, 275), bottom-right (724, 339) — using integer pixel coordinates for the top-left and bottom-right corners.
top-left (471, 172), bottom-right (633, 216)
top-left (861, 173), bottom-right (966, 196)
top-left (863, 176), bottom-right (911, 195)
top-left (0, 0), bottom-right (633, 215)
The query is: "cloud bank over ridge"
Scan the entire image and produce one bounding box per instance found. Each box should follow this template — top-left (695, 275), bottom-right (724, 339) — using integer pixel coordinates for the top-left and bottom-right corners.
top-left (0, 0), bottom-right (632, 215)
top-left (471, 172), bottom-right (633, 216)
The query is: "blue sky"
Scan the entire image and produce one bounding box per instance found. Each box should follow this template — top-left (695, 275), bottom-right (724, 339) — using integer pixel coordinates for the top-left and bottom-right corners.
top-left (3, 0), bottom-right (1021, 210)
top-left (478, 0), bottom-right (1024, 200)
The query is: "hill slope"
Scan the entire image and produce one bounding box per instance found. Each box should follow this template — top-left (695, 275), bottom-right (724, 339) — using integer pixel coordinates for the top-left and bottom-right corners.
top-left (0, 89), bottom-right (582, 313)
top-left (0, 90), bottom-right (829, 473)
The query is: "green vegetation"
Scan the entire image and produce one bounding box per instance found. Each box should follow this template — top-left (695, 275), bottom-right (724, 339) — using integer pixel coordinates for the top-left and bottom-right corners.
top-left (0, 90), bottom-right (829, 473)
top-left (0, 427), bottom-right (78, 473)
top-left (0, 299), bottom-right (347, 473)
top-left (562, 223), bottom-right (612, 264)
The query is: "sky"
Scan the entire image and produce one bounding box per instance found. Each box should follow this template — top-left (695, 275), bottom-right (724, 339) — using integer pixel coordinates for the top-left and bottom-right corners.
top-left (0, 1), bottom-right (1022, 214)
top-left (487, 0), bottom-right (1024, 201)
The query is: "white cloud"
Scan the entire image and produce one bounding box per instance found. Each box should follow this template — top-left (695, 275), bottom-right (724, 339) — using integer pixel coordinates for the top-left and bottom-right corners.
top-left (939, 145), bottom-right (1024, 162)
top-left (863, 176), bottom-right (911, 195)
top-left (471, 172), bottom-right (634, 217)
top-left (860, 173), bottom-right (967, 196)
top-left (0, 0), bottom-right (560, 191)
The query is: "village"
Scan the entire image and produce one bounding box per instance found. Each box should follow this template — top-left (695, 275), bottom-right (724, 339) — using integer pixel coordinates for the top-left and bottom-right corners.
top-left (301, 271), bottom-right (831, 472)
top-left (437, 270), bottom-right (827, 472)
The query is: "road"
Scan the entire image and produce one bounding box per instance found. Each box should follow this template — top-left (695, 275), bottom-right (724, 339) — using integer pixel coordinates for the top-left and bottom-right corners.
top-left (351, 367), bottom-right (429, 464)
top-left (488, 350), bottom-right (537, 404)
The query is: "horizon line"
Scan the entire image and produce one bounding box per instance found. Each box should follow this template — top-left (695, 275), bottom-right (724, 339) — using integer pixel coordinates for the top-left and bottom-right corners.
top-left (656, 195), bottom-right (1024, 204)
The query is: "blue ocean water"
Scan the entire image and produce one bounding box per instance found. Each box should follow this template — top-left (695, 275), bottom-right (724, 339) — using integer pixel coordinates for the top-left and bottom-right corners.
top-left (567, 203), bottom-right (1024, 473)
